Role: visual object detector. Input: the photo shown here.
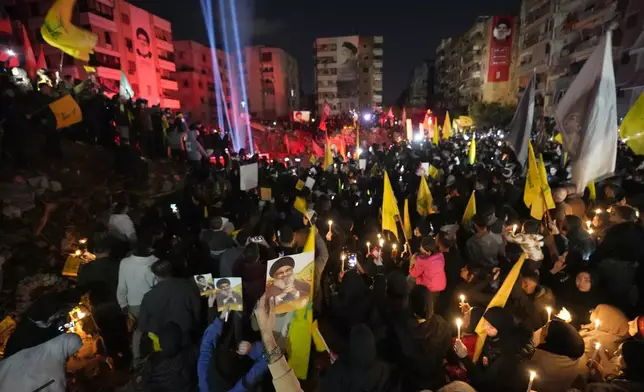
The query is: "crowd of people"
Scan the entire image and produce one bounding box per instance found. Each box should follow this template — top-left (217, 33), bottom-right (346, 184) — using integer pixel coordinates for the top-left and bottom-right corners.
top-left (1, 69), bottom-right (644, 392)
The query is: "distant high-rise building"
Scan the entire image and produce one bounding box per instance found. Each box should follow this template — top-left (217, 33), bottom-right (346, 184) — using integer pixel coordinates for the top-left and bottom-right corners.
top-left (404, 60), bottom-right (435, 109)
top-left (314, 35), bottom-right (383, 114)
top-left (237, 46), bottom-right (300, 120)
top-left (616, 0), bottom-right (644, 118)
top-left (173, 40), bottom-right (233, 125)
top-left (6, 0), bottom-right (180, 109)
top-left (434, 16), bottom-right (518, 111)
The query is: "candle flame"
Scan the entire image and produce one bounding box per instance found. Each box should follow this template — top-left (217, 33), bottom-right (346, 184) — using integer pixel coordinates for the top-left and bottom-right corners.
top-left (392, 244), bottom-right (397, 250)
top-left (529, 370), bottom-right (536, 381)
top-left (595, 208), bottom-right (602, 214)
top-left (377, 234), bottom-right (382, 239)
top-left (379, 239), bottom-right (384, 247)
top-left (366, 241), bottom-right (370, 247)
top-left (555, 307), bottom-right (572, 322)
top-left (595, 342), bottom-right (601, 350)
top-left (459, 294), bottom-right (466, 303)
top-left (586, 221), bottom-right (592, 229)
top-left (328, 220), bottom-right (333, 226)
top-left (595, 319), bottom-right (601, 329)
top-left (74, 250), bottom-right (82, 256)
top-left (455, 318), bottom-right (463, 327)
top-left (79, 238), bottom-right (87, 244)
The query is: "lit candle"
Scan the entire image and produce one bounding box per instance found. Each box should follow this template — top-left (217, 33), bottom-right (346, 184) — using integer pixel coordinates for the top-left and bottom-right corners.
top-left (456, 318), bottom-right (463, 340)
top-left (594, 319), bottom-right (600, 330)
top-left (74, 249), bottom-right (81, 256)
top-left (592, 342), bottom-right (601, 360)
top-left (546, 306), bottom-right (552, 323)
top-left (459, 294), bottom-right (466, 308)
top-left (366, 241), bottom-right (371, 254)
top-left (512, 224), bottom-right (518, 235)
top-left (555, 307), bottom-right (572, 323)
top-left (79, 238), bottom-right (87, 245)
top-left (328, 220), bottom-right (333, 230)
top-left (379, 239), bottom-right (384, 248)
top-left (377, 233), bottom-right (382, 240)
top-left (526, 371), bottom-right (536, 392)
top-left (341, 253), bottom-right (346, 273)
top-left (595, 208), bottom-right (602, 214)
top-left (392, 243), bottom-right (398, 258)
top-left (586, 220), bottom-right (592, 229)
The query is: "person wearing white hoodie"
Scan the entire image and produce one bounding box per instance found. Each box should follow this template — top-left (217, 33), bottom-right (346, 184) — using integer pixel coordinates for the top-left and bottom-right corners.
top-left (117, 233), bottom-right (158, 365)
top-left (109, 203), bottom-right (137, 245)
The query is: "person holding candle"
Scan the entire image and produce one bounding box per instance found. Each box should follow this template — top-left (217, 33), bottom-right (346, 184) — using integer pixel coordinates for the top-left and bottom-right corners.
top-left (585, 340), bottom-right (644, 392)
top-left (557, 269), bottom-right (601, 329)
top-left (435, 232), bottom-right (464, 317)
top-left (453, 306), bottom-right (534, 392)
top-left (580, 305), bottom-right (631, 361)
top-left (409, 236), bottom-right (447, 294)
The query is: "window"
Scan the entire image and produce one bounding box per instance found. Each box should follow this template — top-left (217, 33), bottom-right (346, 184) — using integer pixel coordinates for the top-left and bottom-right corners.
top-left (104, 32), bottom-right (112, 46)
top-left (183, 80), bottom-right (189, 87)
top-left (363, 67), bottom-right (369, 73)
top-left (121, 13), bottom-right (130, 24)
top-left (125, 38), bottom-right (133, 52)
top-left (128, 61), bottom-right (136, 74)
top-left (627, 14), bottom-right (638, 29)
top-left (261, 52), bottom-right (273, 62)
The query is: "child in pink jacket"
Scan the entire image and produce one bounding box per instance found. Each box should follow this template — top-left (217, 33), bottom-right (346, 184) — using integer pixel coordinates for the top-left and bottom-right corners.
top-left (409, 236), bottom-right (447, 292)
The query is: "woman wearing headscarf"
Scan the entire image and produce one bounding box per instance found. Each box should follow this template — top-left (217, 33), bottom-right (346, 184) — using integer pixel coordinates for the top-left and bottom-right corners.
top-left (329, 270), bottom-right (374, 343)
top-left (527, 320), bottom-right (588, 392)
top-left (580, 304), bottom-right (631, 358)
top-left (558, 269), bottom-right (601, 329)
top-left (197, 311), bottom-right (268, 392)
top-left (393, 285), bottom-right (452, 392)
top-left (453, 306), bottom-right (535, 392)
top-left (320, 324), bottom-right (399, 392)
top-left (0, 333), bottom-right (82, 392)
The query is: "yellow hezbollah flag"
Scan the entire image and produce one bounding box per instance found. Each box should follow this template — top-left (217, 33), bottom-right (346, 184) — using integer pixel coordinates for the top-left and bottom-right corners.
top-left (295, 179), bottom-right (305, 191)
top-left (432, 123), bottom-right (439, 145)
top-left (311, 320), bottom-right (329, 353)
top-left (620, 90), bottom-right (644, 155)
top-left (41, 0), bottom-right (97, 61)
top-left (417, 176), bottom-right (434, 217)
top-left (538, 154), bottom-right (556, 211)
top-left (287, 227), bottom-right (316, 378)
top-left (462, 191), bottom-right (476, 223)
top-left (473, 254), bottom-right (527, 361)
top-left (382, 171), bottom-right (400, 240)
top-left (468, 137), bottom-right (476, 165)
top-left (458, 115), bottom-right (473, 127)
top-left (588, 182), bottom-right (597, 200)
top-left (428, 165), bottom-right (439, 179)
top-left (443, 111), bottom-right (452, 139)
top-left (524, 142), bottom-right (547, 220)
top-left (355, 119), bottom-right (360, 149)
top-left (324, 141), bottom-right (333, 170)
top-left (294, 196), bottom-right (308, 217)
top-left (49, 95), bottom-right (82, 129)
top-left (403, 199), bottom-right (412, 240)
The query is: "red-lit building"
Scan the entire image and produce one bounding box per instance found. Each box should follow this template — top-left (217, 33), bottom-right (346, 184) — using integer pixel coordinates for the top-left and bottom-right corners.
top-left (173, 40), bottom-right (233, 125)
top-left (5, 0), bottom-right (180, 109)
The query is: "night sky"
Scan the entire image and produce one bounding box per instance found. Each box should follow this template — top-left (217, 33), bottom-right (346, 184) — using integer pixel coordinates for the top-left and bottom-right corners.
top-left (131, 0), bottom-right (519, 105)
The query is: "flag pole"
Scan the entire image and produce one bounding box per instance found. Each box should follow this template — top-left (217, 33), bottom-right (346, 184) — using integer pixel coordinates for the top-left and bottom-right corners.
top-left (59, 50), bottom-right (64, 75)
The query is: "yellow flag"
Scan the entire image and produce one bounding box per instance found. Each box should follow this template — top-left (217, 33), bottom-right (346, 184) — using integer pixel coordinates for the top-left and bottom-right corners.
top-left (49, 95), bottom-right (82, 129)
top-left (324, 141), bottom-right (333, 170)
top-left (403, 199), bottom-right (412, 240)
top-left (287, 227), bottom-right (316, 378)
top-left (417, 176), bottom-right (434, 217)
top-left (473, 254), bottom-right (527, 361)
top-left (295, 179), bottom-right (305, 191)
top-left (538, 154), bottom-right (556, 210)
top-left (524, 142), bottom-right (547, 220)
top-left (620, 91), bottom-right (644, 155)
top-left (309, 154), bottom-right (317, 166)
top-left (355, 120), bottom-right (360, 149)
top-left (588, 182), bottom-right (597, 200)
top-left (41, 0), bottom-right (97, 61)
top-left (468, 137), bottom-right (476, 165)
top-left (311, 320), bottom-right (328, 353)
top-left (148, 332), bottom-right (162, 352)
top-left (462, 191), bottom-right (476, 223)
top-left (428, 165), bottom-right (439, 179)
top-left (443, 111), bottom-right (452, 139)
top-left (294, 196), bottom-right (308, 217)
top-left (382, 172), bottom-right (400, 240)
top-left (554, 133), bottom-right (563, 144)
top-left (432, 123), bottom-right (439, 145)
top-left (203, 206), bottom-right (208, 218)
top-left (458, 115), bottom-right (473, 127)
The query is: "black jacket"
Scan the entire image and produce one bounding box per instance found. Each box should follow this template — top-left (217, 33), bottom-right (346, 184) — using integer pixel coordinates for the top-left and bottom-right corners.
top-left (139, 278), bottom-right (202, 336)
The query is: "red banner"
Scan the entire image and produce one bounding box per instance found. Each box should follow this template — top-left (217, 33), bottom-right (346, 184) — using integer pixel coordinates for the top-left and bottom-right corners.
top-left (487, 16), bottom-right (514, 83)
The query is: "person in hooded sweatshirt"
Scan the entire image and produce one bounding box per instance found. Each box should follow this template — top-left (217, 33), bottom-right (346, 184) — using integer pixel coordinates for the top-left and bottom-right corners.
top-left (453, 306), bottom-right (534, 392)
top-left (320, 324), bottom-right (400, 392)
top-left (527, 319), bottom-right (588, 392)
top-left (393, 285), bottom-right (452, 392)
top-left (580, 304), bottom-right (631, 361)
top-left (136, 322), bottom-right (198, 392)
top-left (197, 311), bottom-right (268, 392)
top-left (0, 333), bottom-right (82, 392)
top-left (329, 269), bottom-right (374, 343)
top-left (409, 235), bottom-right (447, 294)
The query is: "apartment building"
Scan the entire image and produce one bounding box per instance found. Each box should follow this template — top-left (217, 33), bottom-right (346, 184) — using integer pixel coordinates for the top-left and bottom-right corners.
top-left (314, 35), bottom-right (383, 114)
top-left (615, 0), bottom-right (644, 117)
top-left (6, 0), bottom-right (179, 108)
top-left (401, 60), bottom-right (435, 109)
top-left (239, 46), bottom-right (300, 120)
top-left (173, 40), bottom-right (233, 125)
top-left (434, 16), bottom-right (519, 112)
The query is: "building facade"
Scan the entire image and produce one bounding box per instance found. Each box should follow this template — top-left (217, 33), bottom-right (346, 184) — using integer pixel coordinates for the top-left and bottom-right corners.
top-left (435, 16), bottom-right (518, 112)
top-left (314, 35), bottom-right (383, 114)
top-left (6, 0), bottom-right (180, 109)
top-left (239, 46), bottom-right (300, 120)
top-left (615, 0), bottom-right (644, 118)
top-left (173, 40), bottom-right (233, 125)
top-left (403, 60), bottom-right (435, 109)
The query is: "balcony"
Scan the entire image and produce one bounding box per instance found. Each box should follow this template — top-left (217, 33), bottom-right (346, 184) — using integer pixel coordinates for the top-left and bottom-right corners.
top-left (160, 77), bottom-right (178, 91)
top-left (158, 59), bottom-right (176, 72)
top-left (523, 4), bottom-right (551, 31)
top-left (161, 98), bottom-right (180, 109)
top-left (79, 12), bottom-right (117, 32)
top-left (373, 60), bottom-right (383, 68)
top-left (157, 39), bottom-right (174, 52)
top-left (574, 0), bottom-right (617, 29)
top-left (522, 32), bottom-right (550, 53)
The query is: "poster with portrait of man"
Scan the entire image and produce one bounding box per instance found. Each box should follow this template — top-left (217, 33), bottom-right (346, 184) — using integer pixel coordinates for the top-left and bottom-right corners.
top-left (214, 277), bottom-right (243, 312)
top-left (193, 273), bottom-right (215, 296)
top-left (292, 111), bottom-right (311, 123)
top-left (129, 4), bottom-right (159, 103)
top-left (265, 251), bottom-right (314, 314)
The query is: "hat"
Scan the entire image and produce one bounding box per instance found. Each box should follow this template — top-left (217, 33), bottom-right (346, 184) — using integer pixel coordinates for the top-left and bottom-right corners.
top-left (269, 256), bottom-right (295, 277)
top-left (483, 307), bottom-right (514, 336)
top-left (538, 320), bottom-right (585, 359)
top-left (216, 278), bottom-right (231, 288)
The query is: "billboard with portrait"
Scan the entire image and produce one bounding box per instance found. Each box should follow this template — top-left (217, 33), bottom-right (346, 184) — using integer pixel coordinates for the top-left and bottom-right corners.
top-left (292, 111), bottom-right (311, 123)
top-left (129, 5), bottom-right (159, 103)
top-left (487, 16), bottom-right (515, 83)
top-left (335, 36), bottom-right (359, 107)
top-left (265, 251), bottom-right (314, 314)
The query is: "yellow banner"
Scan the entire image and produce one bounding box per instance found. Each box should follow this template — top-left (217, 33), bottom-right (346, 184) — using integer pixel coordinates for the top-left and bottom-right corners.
top-left (382, 172), bottom-right (400, 239)
top-left (41, 0), bottom-right (97, 61)
top-left (462, 191), bottom-right (477, 223)
top-left (49, 95), bottom-right (82, 129)
top-left (620, 91), bottom-right (644, 155)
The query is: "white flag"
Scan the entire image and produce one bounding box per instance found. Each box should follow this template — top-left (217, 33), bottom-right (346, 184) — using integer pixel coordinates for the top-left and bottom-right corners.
top-left (507, 73), bottom-right (536, 167)
top-left (240, 162), bottom-right (258, 191)
top-left (120, 70), bottom-right (134, 99)
top-left (554, 31), bottom-right (617, 194)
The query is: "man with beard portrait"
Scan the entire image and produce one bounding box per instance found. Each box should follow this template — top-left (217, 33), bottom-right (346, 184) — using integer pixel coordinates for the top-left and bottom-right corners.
top-left (265, 256), bottom-right (311, 307)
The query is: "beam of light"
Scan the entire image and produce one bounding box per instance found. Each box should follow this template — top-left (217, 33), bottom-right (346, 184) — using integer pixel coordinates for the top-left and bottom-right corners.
top-left (228, 0), bottom-right (253, 154)
top-left (217, 0), bottom-right (242, 151)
